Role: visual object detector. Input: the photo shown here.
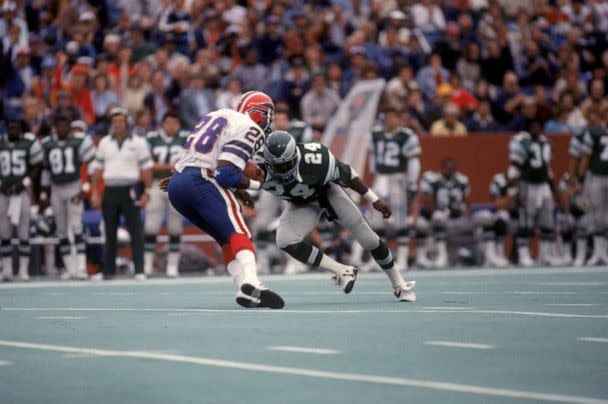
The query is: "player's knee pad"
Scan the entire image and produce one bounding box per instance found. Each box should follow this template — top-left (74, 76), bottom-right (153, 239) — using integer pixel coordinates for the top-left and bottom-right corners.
top-left (431, 210), bottom-right (448, 226)
top-left (229, 233), bottom-right (255, 256)
top-left (18, 240), bottom-right (30, 257)
top-left (370, 240), bottom-right (394, 270)
top-left (74, 234), bottom-right (86, 254)
top-left (144, 234), bottom-right (156, 251)
top-left (59, 237), bottom-right (70, 255)
top-left (494, 217), bottom-right (508, 238)
top-left (0, 239), bottom-right (11, 257)
top-left (282, 242), bottom-right (322, 267)
top-left (475, 210), bottom-right (494, 227)
top-left (539, 227), bottom-right (554, 241)
top-left (169, 235), bottom-right (181, 252)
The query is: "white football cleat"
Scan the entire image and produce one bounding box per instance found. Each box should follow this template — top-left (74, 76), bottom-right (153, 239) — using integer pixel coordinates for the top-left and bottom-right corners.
top-left (134, 273), bottom-right (147, 281)
top-left (518, 246), bottom-right (535, 267)
top-left (394, 281), bottom-right (417, 302)
top-left (331, 267), bottom-right (358, 294)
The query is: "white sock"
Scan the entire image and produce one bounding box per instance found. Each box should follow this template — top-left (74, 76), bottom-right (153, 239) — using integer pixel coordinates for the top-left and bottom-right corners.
top-left (226, 260), bottom-right (244, 286)
top-left (76, 253), bottom-right (87, 277)
top-left (167, 251), bottom-right (180, 276)
top-left (19, 257), bottom-right (29, 279)
top-left (350, 242), bottom-right (364, 266)
top-left (144, 251), bottom-right (154, 275)
top-left (235, 250), bottom-right (261, 287)
top-left (397, 246), bottom-right (409, 269)
top-left (2, 256), bottom-right (12, 278)
top-left (384, 265), bottom-right (406, 289)
top-left (62, 253), bottom-right (74, 276)
top-left (319, 254), bottom-right (351, 275)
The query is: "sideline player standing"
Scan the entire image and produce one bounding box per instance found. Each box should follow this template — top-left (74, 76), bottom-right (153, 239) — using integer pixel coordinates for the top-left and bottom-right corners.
top-left (258, 130), bottom-right (416, 302)
top-left (144, 111), bottom-right (190, 277)
top-left (161, 91), bottom-right (284, 309)
top-left (0, 118), bottom-right (43, 281)
top-left (40, 114), bottom-right (96, 280)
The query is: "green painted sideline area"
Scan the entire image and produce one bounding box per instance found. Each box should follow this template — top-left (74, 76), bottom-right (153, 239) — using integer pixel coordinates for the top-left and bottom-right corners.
top-left (0, 267), bottom-right (607, 404)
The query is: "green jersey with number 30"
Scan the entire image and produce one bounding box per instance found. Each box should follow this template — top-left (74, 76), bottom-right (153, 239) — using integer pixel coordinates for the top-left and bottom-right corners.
top-left (146, 129), bottom-right (190, 178)
top-left (0, 133), bottom-right (43, 186)
top-left (582, 124), bottom-right (608, 176)
top-left (41, 133), bottom-right (95, 184)
top-left (509, 132), bottom-right (553, 183)
top-left (260, 142), bottom-right (352, 205)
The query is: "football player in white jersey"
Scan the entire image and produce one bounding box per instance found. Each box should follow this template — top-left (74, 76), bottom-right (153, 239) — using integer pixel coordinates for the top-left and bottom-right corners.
top-left (161, 91), bottom-right (284, 309)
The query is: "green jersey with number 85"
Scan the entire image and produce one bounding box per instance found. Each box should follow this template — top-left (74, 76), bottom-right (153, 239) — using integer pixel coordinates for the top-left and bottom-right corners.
top-left (41, 133), bottom-right (95, 184)
top-left (0, 133), bottom-right (43, 186)
top-left (509, 132), bottom-right (553, 183)
top-left (260, 142), bottom-right (352, 205)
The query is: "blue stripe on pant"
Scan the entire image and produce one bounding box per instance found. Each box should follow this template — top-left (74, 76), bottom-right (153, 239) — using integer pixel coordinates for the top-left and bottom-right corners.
top-left (168, 167), bottom-right (247, 245)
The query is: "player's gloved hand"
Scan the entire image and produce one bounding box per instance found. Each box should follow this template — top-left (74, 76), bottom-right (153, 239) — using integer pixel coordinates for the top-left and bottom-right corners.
top-left (159, 176), bottom-right (171, 192)
top-left (234, 189), bottom-right (255, 209)
top-left (373, 199), bottom-right (392, 219)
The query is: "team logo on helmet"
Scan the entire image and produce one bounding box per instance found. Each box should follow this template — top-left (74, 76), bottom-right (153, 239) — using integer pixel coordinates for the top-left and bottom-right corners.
top-left (237, 91), bottom-right (275, 133)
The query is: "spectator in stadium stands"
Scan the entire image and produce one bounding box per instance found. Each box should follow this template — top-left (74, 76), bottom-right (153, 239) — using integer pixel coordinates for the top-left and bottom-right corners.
top-left (533, 85), bottom-right (554, 123)
top-left (383, 65), bottom-right (414, 112)
top-left (180, 71), bottom-right (213, 130)
top-left (132, 108), bottom-right (154, 137)
top-left (22, 96), bottom-right (47, 136)
top-left (216, 78), bottom-right (243, 110)
top-left (543, 108), bottom-right (576, 135)
top-left (300, 73), bottom-right (341, 132)
top-left (64, 65), bottom-right (95, 126)
top-left (122, 74), bottom-right (148, 117)
top-left (507, 96), bottom-right (539, 132)
top-left (90, 107), bottom-right (153, 281)
top-left (157, 0), bottom-right (192, 57)
top-left (493, 71), bottom-right (524, 125)
top-left (406, 85), bottom-right (429, 132)
top-left (434, 22), bottom-right (461, 72)
top-left (456, 42), bottom-right (481, 92)
top-left (232, 48), bottom-right (270, 93)
top-left (52, 91), bottom-right (82, 123)
top-left (281, 55), bottom-right (310, 119)
top-left (465, 99), bottom-right (503, 133)
top-left (92, 73), bottom-right (119, 126)
top-left (342, 46), bottom-right (367, 89)
top-left (425, 82), bottom-right (454, 129)
top-left (430, 103), bottom-right (467, 136)
top-left (480, 41), bottom-right (514, 87)
top-left (448, 73), bottom-right (478, 114)
top-left (108, 45), bottom-right (136, 97)
top-left (32, 56), bottom-right (57, 106)
top-left (144, 71), bottom-right (170, 126)
top-left (559, 90), bottom-right (588, 133)
top-left (581, 79), bottom-right (608, 118)
top-left (416, 53), bottom-right (450, 100)
top-left (254, 14), bottom-right (283, 66)
top-left (411, 0), bottom-right (446, 44)
top-left (326, 62), bottom-right (349, 98)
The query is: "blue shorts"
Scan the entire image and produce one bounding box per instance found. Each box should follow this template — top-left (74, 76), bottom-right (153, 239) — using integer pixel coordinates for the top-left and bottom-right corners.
top-left (168, 167), bottom-right (251, 245)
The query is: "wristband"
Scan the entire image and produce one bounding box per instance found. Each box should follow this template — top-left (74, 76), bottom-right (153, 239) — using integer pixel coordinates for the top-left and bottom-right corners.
top-left (363, 189), bottom-right (379, 204)
top-left (248, 180), bottom-right (261, 190)
top-left (40, 191), bottom-right (48, 201)
top-left (81, 182), bottom-right (91, 193)
top-left (22, 177), bottom-right (31, 187)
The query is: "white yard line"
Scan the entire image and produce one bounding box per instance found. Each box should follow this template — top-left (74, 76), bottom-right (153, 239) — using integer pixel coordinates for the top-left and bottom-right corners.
top-left (535, 282), bottom-right (606, 286)
top-left (507, 291), bottom-right (577, 295)
top-left (424, 341), bottom-right (495, 350)
top-left (0, 339), bottom-right (606, 404)
top-left (0, 360), bottom-right (13, 366)
top-left (268, 346), bottom-right (341, 355)
top-left (32, 316), bottom-right (87, 320)
top-left (2, 307), bottom-right (608, 318)
top-left (578, 337), bottom-right (608, 343)
top-left (422, 307), bottom-right (477, 310)
top-left (545, 304), bottom-right (596, 307)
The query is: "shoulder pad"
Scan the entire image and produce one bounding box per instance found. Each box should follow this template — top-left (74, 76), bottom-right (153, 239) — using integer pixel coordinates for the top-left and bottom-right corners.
top-left (290, 120), bottom-right (308, 129)
top-left (455, 172), bottom-right (469, 184)
top-left (24, 133), bottom-right (36, 141)
top-left (514, 132), bottom-right (530, 141)
top-left (73, 132), bottom-right (85, 139)
top-left (422, 171), bottom-right (437, 182)
top-left (396, 127), bottom-right (416, 137)
top-left (146, 131), bottom-right (160, 139)
top-left (41, 136), bottom-right (52, 144)
top-left (371, 125), bottom-right (384, 133)
top-left (178, 130), bottom-right (191, 138)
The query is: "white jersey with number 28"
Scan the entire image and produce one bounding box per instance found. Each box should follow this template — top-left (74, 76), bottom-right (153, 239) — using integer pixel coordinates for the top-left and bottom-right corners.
top-left (175, 108), bottom-right (265, 173)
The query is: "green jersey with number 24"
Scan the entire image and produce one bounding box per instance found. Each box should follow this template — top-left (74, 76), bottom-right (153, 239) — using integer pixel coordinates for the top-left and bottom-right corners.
top-left (260, 142), bottom-right (352, 205)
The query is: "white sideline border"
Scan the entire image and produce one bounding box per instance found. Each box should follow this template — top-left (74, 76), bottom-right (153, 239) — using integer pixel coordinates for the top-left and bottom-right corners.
top-left (268, 346), bottom-right (341, 355)
top-left (2, 307), bottom-right (608, 319)
top-left (424, 341), bottom-right (495, 350)
top-left (0, 339), bottom-right (606, 404)
top-left (0, 267), bottom-right (606, 289)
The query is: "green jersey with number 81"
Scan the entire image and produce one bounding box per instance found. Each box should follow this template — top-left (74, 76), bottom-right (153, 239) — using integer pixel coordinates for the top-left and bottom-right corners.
top-left (260, 142), bottom-right (352, 205)
top-left (509, 132), bottom-right (552, 183)
top-left (0, 133), bottom-right (43, 185)
top-left (146, 129), bottom-right (190, 179)
top-left (41, 133), bottom-right (95, 184)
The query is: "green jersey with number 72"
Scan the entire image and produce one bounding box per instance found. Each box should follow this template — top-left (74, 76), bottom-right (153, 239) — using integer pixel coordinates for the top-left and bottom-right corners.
top-left (259, 141), bottom-right (353, 205)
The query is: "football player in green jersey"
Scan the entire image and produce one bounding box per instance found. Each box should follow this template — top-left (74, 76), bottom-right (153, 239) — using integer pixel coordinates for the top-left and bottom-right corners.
top-left (256, 131), bottom-right (416, 302)
top-left (556, 173), bottom-right (588, 266)
top-left (416, 158), bottom-right (495, 268)
top-left (40, 114), bottom-right (96, 280)
top-left (579, 107), bottom-right (608, 265)
top-left (272, 107), bottom-right (313, 143)
top-left (508, 119), bottom-right (562, 266)
top-left (143, 112), bottom-right (190, 277)
top-left (364, 108), bottom-right (421, 270)
top-left (0, 118), bottom-right (43, 281)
